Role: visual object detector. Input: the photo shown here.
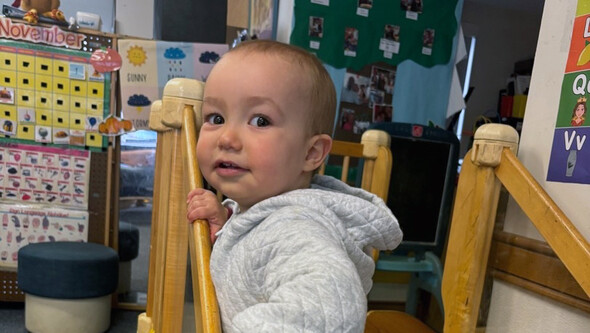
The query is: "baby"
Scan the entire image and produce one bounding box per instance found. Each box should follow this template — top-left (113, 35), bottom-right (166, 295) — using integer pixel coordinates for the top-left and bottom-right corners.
top-left (187, 40), bottom-right (402, 332)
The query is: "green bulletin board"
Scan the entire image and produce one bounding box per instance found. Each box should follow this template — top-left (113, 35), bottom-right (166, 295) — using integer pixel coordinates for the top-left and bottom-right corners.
top-left (290, 0), bottom-right (458, 71)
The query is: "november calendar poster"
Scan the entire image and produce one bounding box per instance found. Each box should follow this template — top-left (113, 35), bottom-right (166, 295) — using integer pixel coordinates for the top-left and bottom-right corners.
top-left (547, 1), bottom-right (590, 184)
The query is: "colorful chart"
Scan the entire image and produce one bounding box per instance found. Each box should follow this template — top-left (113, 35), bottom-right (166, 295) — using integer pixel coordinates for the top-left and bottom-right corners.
top-left (0, 203), bottom-right (89, 268)
top-left (0, 142), bottom-right (90, 208)
top-left (0, 39), bottom-right (111, 149)
top-left (118, 39), bottom-right (228, 130)
top-left (547, 3), bottom-right (590, 184)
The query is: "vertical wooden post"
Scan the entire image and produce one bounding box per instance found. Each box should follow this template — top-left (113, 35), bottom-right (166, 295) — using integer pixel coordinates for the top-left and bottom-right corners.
top-left (182, 105), bottom-right (222, 333)
top-left (442, 124), bottom-right (519, 332)
top-left (361, 129), bottom-right (392, 202)
top-left (138, 79), bottom-right (209, 333)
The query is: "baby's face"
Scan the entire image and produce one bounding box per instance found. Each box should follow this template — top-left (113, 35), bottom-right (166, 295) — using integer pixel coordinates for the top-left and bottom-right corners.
top-left (197, 52), bottom-right (314, 210)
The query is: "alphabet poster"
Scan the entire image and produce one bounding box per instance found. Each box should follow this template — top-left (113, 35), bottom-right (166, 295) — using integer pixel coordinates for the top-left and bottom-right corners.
top-left (118, 39), bottom-right (228, 130)
top-left (547, 1), bottom-right (590, 184)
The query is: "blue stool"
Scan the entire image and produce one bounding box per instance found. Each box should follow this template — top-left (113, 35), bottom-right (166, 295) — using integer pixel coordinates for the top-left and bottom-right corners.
top-left (118, 221), bottom-right (139, 294)
top-left (18, 241), bottom-right (118, 333)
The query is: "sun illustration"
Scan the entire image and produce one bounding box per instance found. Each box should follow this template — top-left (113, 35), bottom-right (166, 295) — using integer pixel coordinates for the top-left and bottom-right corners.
top-left (127, 46), bottom-right (147, 66)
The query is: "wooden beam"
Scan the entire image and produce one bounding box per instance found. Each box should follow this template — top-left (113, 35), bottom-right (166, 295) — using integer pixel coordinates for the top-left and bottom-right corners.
top-left (495, 149), bottom-right (590, 297)
top-left (491, 231), bottom-right (590, 312)
top-left (493, 271), bottom-right (590, 313)
top-left (160, 129), bottom-right (189, 332)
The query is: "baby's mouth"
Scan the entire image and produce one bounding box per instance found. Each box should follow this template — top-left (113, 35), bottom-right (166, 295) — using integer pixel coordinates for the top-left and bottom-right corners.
top-left (217, 161), bottom-right (243, 169)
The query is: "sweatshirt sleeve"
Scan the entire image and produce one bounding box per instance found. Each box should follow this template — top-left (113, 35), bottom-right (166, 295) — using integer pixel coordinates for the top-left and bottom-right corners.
top-left (227, 215), bottom-right (367, 333)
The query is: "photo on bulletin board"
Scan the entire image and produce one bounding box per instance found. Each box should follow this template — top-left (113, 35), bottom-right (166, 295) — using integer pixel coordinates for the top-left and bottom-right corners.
top-left (341, 73), bottom-right (370, 106)
top-left (340, 108), bottom-right (356, 132)
top-left (309, 16), bottom-right (324, 38)
top-left (401, 0), bottom-right (423, 13)
top-left (422, 29), bottom-right (435, 55)
top-left (344, 27), bottom-right (359, 56)
top-left (373, 104), bottom-right (393, 123)
top-left (368, 89), bottom-right (385, 109)
top-left (337, 102), bottom-right (373, 137)
top-left (383, 24), bottom-right (401, 42)
top-left (370, 66), bottom-right (396, 94)
top-left (358, 0), bottom-right (373, 10)
top-left (380, 25), bottom-right (401, 55)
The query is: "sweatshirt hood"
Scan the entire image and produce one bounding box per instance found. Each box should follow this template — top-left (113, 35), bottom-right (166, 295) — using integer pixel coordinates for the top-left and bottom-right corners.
top-left (219, 175), bottom-right (402, 290)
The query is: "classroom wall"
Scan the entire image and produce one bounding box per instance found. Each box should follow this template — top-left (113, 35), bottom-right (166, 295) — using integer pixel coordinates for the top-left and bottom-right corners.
top-left (459, 1), bottom-right (543, 156)
top-left (485, 0), bottom-right (590, 331)
top-left (115, 0), bottom-right (155, 38)
top-left (59, 0), bottom-right (116, 33)
top-left (278, 0), bottom-right (463, 128)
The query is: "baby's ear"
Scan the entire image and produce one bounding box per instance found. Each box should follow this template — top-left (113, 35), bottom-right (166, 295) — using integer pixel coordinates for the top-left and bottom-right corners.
top-left (304, 134), bottom-right (332, 172)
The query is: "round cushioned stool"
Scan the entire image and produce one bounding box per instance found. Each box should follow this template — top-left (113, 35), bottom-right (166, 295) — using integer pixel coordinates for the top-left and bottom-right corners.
top-left (18, 241), bottom-right (119, 333)
top-left (118, 221), bottom-right (139, 294)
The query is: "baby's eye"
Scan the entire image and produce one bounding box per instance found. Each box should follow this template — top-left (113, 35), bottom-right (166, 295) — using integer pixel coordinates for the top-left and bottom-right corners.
top-left (205, 114), bottom-right (224, 125)
top-left (249, 115), bottom-right (271, 127)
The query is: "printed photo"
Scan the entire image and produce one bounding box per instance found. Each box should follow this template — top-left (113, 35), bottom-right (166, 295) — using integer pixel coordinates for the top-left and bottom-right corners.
top-left (373, 104), bottom-right (393, 123)
top-left (370, 66), bottom-right (396, 95)
top-left (344, 27), bottom-right (359, 56)
top-left (341, 73), bottom-right (370, 105)
top-left (358, 0), bottom-right (373, 9)
top-left (383, 24), bottom-right (400, 42)
top-left (401, 0), bottom-right (423, 13)
top-left (368, 89), bottom-right (385, 109)
top-left (422, 28), bottom-right (435, 55)
top-left (423, 29), bottom-right (435, 48)
top-left (340, 108), bottom-right (356, 132)
top-left (309, 16), bottom-right (324, 38)
top-left (354, 120), bottom-right (370, 135)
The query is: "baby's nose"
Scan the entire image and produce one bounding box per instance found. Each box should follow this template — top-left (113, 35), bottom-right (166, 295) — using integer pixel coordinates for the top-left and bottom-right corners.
top-left (218, 126), bottom-right (242, 150)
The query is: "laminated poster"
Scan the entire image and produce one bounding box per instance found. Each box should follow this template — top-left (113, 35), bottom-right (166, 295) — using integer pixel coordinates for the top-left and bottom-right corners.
top-left (547, 1), bottom-right (590, 184)
top-left (0, 203), bottom-right (89, 268)
top-left (0, 142), bottom-right (90, 208)
top-left (0, 38), bottom-right (111, 150)
top-left (118, 39), bottom-right (229, 130)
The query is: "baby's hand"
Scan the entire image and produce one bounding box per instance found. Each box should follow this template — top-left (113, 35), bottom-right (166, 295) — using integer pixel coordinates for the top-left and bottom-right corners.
top-left (186, 188), bottom-right (227, 244)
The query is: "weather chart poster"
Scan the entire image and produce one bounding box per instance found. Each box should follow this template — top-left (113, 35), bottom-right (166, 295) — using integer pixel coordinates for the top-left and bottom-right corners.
top-left (547, 2), bottom-right (590, 184)
top-left (118, 40), bottom-right (228, 130)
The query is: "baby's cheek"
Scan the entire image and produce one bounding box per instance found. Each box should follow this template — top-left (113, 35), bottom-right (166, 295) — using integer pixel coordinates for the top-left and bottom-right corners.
top-left (196, 139), bottom-right (211, 164)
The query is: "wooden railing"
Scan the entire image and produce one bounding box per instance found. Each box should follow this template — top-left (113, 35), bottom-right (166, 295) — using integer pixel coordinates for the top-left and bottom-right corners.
top-left (441, 123), bottom-right (590, 332)
top-left (137, 78), bottom-right (221, 333)
top-left (137, 83), bottom-right (590, 333)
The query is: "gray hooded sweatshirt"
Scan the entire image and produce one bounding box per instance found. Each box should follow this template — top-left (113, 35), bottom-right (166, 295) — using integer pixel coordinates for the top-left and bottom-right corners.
top-left (210, 175), bottom-right (402, 333)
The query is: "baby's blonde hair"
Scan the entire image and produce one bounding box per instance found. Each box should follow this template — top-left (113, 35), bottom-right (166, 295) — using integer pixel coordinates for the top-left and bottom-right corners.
top-left (227, 40), bottom-right (336, 137)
